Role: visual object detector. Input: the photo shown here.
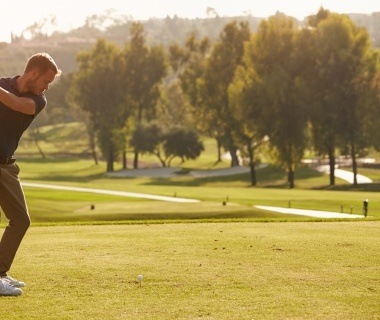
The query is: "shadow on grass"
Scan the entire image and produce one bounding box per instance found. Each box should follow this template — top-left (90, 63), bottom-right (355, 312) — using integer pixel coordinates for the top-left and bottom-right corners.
top-left (314, 183), bottom-right (380, 192)
top-left (34, 173), bottom-right (107, 183)
top-left (18, 156), bottom-right (79, 163)
top-left (17, 156), bottom-right (106, 182)
top-left (142, 173), bottom-right (251, 187)
top-left (32, 173), bottom-right (108, 183)
top-left (31, 210), bottom-right (305, 223)
top-left (139, 165), bottom-right (326, 188)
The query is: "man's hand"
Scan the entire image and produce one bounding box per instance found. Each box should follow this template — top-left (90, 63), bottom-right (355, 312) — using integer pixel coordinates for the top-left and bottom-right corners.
top-left (0, 87), bottom-right (36, 115)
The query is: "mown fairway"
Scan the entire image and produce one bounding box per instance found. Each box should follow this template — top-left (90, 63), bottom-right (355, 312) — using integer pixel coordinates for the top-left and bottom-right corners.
top-left (20, 183), bottom-right (380, 222)
top-left (1, 221), bottom-right (379, 320)
top-left (8, 156), bottom-right (380, 222)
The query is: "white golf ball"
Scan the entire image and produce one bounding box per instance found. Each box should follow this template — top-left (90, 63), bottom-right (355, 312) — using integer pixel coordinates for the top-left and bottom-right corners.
top-left (137, 275), bottom-right (143, 282)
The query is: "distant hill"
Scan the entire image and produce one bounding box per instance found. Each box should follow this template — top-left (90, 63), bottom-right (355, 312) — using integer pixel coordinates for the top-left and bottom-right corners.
top-left (348, 12), bottom-right (380, 47)
top-left (1, 13), bottom-right (379, 75)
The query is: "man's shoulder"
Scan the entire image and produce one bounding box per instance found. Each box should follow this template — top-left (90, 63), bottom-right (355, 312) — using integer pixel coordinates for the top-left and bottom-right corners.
top-left (0, 77), bottom-right (12, 84)
top-left (0, 76), bottom-right (16, 81)
top-left (23, 92), bottom-right (47, 114)
top-left (0, 76), bottom-right (17, 89)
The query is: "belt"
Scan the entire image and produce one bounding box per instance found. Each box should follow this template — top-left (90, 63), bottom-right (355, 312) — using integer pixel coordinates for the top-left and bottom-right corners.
top-left (0, 157), bottom-right (16, 165)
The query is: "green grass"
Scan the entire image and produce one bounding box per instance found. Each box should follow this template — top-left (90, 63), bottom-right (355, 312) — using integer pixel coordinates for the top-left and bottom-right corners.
top-left (347, 166), bottom-right (380, 182)
top-left (1, 122), bottom-right (380, 318)
top-left (5, 156), bottom-right (377, 222)
top-left (19, 122), bottom-right (90, 155)
top-left (2, 222), bottom-right (379, 320)
top-left (18, 181), bottom-right (380, 222)
top-left (14, 124), bottom-right (380, 222)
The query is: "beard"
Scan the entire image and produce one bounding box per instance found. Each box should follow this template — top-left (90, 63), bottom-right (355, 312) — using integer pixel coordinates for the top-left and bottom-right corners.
top-left (24, 78), bottom-right (40, 95)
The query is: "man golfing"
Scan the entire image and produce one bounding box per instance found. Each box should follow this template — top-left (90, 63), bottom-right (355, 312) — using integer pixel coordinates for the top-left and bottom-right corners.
top-left (0, 53), bottom-right (61, 296)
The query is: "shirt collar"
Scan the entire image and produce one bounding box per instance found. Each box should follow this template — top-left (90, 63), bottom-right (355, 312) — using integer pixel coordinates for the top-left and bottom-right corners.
top-left (9, 76), bottom-right (21, 94)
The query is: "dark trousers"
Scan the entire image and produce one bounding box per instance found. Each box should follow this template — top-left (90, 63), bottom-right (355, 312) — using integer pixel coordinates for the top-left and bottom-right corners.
top-left (0, 163), bottom-right (30, 276)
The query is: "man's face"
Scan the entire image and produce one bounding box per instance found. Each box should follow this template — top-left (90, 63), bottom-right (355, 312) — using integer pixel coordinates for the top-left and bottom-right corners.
top-left (25, 69), bottom-right (56, 95)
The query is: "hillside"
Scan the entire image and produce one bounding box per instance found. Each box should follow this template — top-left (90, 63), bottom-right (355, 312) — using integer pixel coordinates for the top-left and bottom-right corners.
top-left (0, 12), bottom-right (379, 75)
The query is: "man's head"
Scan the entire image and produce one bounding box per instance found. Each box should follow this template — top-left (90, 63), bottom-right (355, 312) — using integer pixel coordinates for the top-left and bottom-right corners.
top-left (23, 53), bottom-right (62, 95)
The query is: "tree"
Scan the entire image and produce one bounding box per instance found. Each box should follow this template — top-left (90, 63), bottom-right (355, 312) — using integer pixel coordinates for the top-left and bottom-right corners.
top-left (307, 10), bottom-right (378, 185)
top-left (71, 38), bottom-right (127, 171)
top-left (229, 63), bottom-right (268, 186)
top-left (130, 124), bottom-right (204, 167)
top-left (198, 21), bottom-right (251, 167)
top-left (242, 14), bottom-right (308, 188)
top-left (156, 80), bottom-right (194, 129)
top-left (130, 122), bottom-right (165, 167)
top-left (124, 22), bottom-right (168, 169)
top-left (163, 127), bottom-right (204, 167)
top-left (304, 9), bottom-right (342, 185)
top-left (67, 86), bottom-right (99, 165)
top-left (366, 64), bottom-right (380, 151)
top-left (169, 34), bottom-right (216, 158)
top-left (45, 73), bottom-right (74, 124)
top-left (337, 21), bottom-right (377, 186)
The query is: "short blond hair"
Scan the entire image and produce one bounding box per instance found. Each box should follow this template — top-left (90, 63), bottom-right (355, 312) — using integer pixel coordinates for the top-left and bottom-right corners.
top-left (24, 53), bottom-right (62, 76)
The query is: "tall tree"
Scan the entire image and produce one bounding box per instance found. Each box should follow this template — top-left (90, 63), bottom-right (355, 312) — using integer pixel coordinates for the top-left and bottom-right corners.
top-left (124, 22), bottom-right (168, 169)
top-left (307, 10), bottom-right (377, 185)
top-left (366, 63), bottom-right (380, 151)
top-left (337, 19), bottom-right (377, 186)
top-left (156, 80), bottom-right (194, 129)
top-left (243, 14), bottom-right (308, 188)
top-left (71, 38), bottom-right (127, 171)
top-left (198, 21), bottom-right (251, 167)
top-left (169, 34), bottom-right (215, 157)
top-left (229, 58), bottom-right (268, 186)
top-left (45, 73), bottom-right (74, 124)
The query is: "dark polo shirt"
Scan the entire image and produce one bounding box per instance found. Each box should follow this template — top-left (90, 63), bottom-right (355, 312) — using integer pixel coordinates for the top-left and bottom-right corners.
top-left (0, 76), bottom-right (46, 157)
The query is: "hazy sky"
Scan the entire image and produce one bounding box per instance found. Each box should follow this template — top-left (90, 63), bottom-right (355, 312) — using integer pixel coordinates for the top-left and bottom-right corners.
top-left (1, 0), bottom-right (379, 42)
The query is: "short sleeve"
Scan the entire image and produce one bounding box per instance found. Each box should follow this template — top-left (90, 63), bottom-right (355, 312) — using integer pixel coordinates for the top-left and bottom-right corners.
top-left (24, 93), bottom-right (47, 116)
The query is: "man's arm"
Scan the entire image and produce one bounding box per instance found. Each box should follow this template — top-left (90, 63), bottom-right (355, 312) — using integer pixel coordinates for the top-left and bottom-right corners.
top-left (0, 87), bottom-right (36, 115)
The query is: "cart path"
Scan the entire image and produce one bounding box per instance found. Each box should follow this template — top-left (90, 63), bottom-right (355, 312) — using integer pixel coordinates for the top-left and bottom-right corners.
top-left (255, 205), bottom-right (365, 219)
top-left (22, 182), bottom-right (200, 203)
top-left (315, 165), bottom-right (373, 184)
top-left (23, 182), bottom-right (366, 219)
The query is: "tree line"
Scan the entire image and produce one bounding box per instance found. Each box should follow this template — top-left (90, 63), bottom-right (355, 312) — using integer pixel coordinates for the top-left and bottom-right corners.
top-left (57, 9), bottom-right (380, 187)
